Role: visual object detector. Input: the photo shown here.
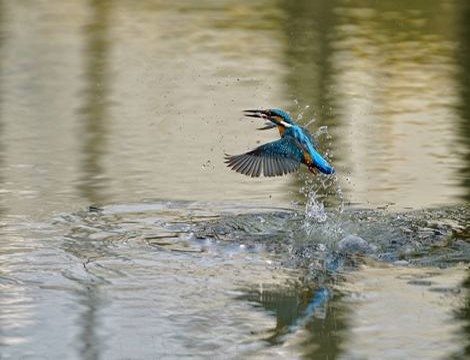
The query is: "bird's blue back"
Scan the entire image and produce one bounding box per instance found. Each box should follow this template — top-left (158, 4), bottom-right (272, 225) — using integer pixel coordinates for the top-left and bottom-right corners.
top-left (284, 125), bottom-right (335, 175)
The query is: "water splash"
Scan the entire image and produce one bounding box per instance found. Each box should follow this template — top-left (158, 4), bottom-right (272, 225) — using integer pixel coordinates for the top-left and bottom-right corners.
top-left (285, 106), bottom-right (346, 242)
top-left (297, 105), bottom-right (310, 122)
top-left (300, 130), bottom-right (345, 243)
top-left (316, 126), bottom-right (329, 137)
top-left (299, 173), bottom-right (346, 251)
top-left (304, 189), bottom-right (328, 223)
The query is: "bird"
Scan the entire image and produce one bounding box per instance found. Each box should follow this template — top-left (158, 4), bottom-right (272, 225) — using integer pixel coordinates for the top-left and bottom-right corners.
top-left (225, 109), bottom-right (335, 177)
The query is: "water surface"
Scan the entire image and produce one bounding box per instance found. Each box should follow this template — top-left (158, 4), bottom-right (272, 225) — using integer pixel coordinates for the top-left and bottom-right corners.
top-left (0, 1), bottom-right (469, 359)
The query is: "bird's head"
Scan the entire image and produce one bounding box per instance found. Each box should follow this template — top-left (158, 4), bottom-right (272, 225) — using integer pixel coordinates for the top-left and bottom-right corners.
top-left (244, 108), bottom-right (294, 130)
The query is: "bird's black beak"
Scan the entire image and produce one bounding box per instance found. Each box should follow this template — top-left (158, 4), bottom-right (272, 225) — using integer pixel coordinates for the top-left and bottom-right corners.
top-left (257, 123), bottom-right (277, 130)
top-left (243, 109), bottom-right (269, 119)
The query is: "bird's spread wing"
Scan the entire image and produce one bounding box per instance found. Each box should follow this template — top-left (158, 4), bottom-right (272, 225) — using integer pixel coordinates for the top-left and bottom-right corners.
top-left (225, 137), bottom-right (302, 177)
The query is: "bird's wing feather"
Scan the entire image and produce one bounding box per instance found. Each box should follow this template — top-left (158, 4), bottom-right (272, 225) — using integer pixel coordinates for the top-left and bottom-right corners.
top-left (225, 137), bottom-right (302, 177)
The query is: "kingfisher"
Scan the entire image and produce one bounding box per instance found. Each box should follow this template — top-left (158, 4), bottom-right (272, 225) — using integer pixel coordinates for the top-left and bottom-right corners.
top-left (225, 109), bottom-right (335, 177)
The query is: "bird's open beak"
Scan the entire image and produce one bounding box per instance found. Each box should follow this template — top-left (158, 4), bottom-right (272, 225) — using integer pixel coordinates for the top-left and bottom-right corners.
top-left (244, 110), bottom-right (276, 130)
top-left (243, 109), bottom-right (292, 129)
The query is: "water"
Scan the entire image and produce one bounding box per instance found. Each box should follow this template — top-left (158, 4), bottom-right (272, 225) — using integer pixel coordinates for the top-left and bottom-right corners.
top-left (0, 0), bottom-right (469, 359)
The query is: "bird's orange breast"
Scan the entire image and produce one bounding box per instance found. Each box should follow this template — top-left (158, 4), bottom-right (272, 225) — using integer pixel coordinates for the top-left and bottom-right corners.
top-left (304, 152), bottom-right (319, 174)
top-left (303, 151), bottom-right (312, 165)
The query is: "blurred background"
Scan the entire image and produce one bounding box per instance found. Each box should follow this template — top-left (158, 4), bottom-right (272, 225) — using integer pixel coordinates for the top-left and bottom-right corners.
top-left (0, 0), bottom-right (469, 217)
top-left (1, 1), bottom-right (469, 359)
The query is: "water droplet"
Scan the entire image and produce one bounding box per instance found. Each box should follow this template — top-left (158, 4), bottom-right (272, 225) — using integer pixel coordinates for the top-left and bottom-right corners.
top-left (201, 159), bottom-right (212, 170)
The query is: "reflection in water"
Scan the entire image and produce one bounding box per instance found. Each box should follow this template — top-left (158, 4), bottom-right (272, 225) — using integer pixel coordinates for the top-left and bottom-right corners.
top-left (301, 289), bottom-right (346, 359)
top-left (241, 283), bottom-right (347, 358)
top-left (281, 0), bottom-right (466, 208)
top-left (334, 1), bottom-right (463, 207)
top-left (74, 1), bottom-right (113, 358)
top-left (457, 1), bottom-right (470, 202)
top-left (0, 285), bottom-right (34, 348)
top-left (76, 286), bottom-right (103, 360)
top-left (241, 264), bottom-right (469, 360)
top-left (281, 0), bottom-right (337, 121)
top-left (454, 4), bottom-right (470, 356)
top-left (341, 265), bottom-right (468, 360)
top-left (0, 0), bottom-right (18, 350)
top-left (0, 0), bottom-right (4, 213)
top-left (281, 0), bottom-right (342, 208)
top-left (452, 274), bottom-right (470, 360)
top-left (0, 195), bottom-right (469, 359)
top-left (77, 0), bottom-right (111, 204)
top-left (0, 0), bottom-right (467, 213)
